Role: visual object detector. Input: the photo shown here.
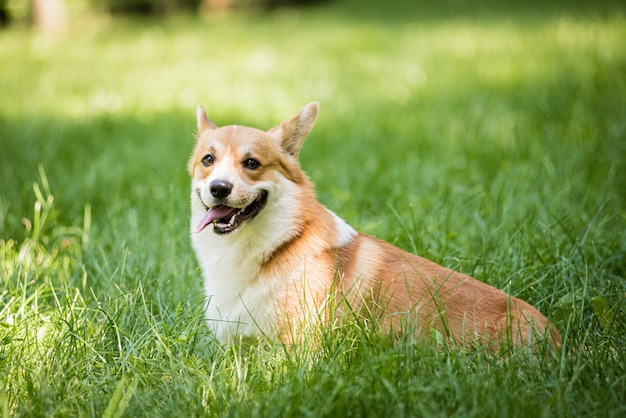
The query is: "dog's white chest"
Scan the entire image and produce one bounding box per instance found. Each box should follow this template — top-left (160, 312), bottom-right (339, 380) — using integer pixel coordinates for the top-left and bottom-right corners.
top-left (204, 273), bottom-right (280, 342)
top-left (191, 229), bottom-right (283, 342)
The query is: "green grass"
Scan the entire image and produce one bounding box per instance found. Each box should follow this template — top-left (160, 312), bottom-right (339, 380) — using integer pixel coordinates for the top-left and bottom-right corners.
top-left (1, 0), bottom-right (626, 416)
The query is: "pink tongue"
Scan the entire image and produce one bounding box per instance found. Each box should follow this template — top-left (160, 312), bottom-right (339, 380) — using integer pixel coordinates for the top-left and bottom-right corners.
top-left (195, 206), bottom-right (238, 233)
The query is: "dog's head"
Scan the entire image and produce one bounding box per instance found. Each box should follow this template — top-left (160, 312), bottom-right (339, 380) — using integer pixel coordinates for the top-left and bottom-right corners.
top-left (189, 102), bottom-right (319, 235)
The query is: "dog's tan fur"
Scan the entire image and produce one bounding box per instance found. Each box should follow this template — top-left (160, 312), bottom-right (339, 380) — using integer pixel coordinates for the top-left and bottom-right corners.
top-left (189, 102), bottom-right (561, 350)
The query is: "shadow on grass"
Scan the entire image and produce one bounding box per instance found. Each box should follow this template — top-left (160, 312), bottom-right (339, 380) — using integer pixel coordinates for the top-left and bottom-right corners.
top-left (0, 111), bottom-right (193, 241)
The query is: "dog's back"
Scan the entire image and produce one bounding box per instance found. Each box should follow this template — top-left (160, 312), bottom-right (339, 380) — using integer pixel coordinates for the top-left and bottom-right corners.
top-left (336, 233), bottom-right (558, 348)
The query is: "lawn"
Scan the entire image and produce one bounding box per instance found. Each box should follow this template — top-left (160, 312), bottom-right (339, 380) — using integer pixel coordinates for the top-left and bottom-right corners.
top-left (1, 0), bottom-right (625, 416)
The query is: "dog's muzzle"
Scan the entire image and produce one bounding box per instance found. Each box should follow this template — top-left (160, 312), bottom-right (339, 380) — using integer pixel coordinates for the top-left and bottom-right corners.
top-left (195, 190), bottom-right (268, 235)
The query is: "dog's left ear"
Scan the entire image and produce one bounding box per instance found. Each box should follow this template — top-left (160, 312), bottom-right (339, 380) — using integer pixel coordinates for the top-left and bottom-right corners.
top-left (197, 104), bottom-right (218, 133)
top-left (270, 102), bottom-right (319, 157)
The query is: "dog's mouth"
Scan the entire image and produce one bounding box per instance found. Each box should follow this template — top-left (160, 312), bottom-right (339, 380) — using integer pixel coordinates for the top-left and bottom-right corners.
top-left (195, 190), bottom-right (268, 235)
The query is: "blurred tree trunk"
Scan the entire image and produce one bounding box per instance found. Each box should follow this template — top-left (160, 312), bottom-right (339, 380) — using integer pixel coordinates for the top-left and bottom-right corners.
top-left (0, 0), bottom-right (9, 26)
top-left (32, 0), bottom-right (67, 33)
top-left (202, 0), bottom-right (233, 12)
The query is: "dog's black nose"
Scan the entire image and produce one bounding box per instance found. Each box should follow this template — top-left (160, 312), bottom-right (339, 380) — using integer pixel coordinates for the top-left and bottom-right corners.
top-left (210, 180), bottom-right (233, 199)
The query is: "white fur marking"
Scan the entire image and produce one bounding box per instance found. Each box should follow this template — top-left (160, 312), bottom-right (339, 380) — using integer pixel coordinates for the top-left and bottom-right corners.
top-left (329, 209), bottom-right (357, 246)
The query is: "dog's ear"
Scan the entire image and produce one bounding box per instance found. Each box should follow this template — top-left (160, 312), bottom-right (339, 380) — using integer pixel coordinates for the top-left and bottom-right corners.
top-left (270, 102), bottom-right (319, 157)
top-left (197, 104), bottom-right (218, 133)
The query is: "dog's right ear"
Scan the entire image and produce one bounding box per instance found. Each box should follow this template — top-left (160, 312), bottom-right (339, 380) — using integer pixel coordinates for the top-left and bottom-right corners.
top-left (190, 105), bottom-right (217, 176)
top-left (197, 104), bottom-right (218, 133)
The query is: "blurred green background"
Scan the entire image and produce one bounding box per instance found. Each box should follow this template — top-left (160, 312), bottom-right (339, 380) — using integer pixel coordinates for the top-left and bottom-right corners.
top-left (2, 0), bottom-right (625, 244)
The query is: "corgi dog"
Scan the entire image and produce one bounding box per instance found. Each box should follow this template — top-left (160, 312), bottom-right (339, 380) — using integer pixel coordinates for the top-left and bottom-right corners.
top-left (189, 102), bottom-right (560, 350)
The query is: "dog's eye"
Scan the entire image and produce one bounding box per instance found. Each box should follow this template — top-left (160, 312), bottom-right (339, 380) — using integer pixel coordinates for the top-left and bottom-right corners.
top-left (201, 154), bottom-right (215, 167)
top-left (243, 158), bottom-right (261, 170)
